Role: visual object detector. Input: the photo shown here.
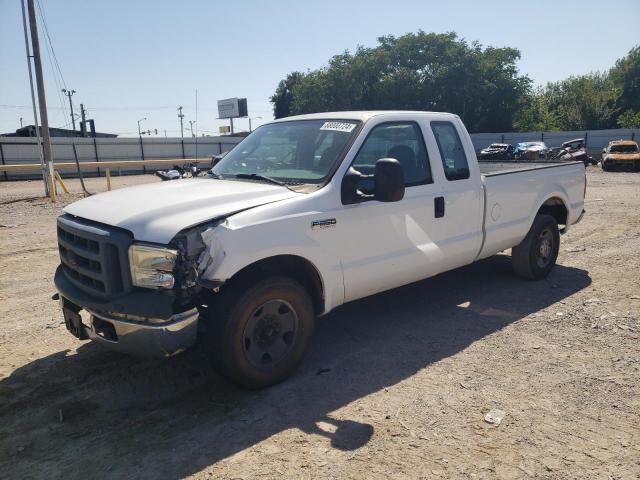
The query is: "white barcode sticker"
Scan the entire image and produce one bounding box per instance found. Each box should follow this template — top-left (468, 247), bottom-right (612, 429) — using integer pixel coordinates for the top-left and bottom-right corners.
top-left (320, 121), bottom-right (356, 133)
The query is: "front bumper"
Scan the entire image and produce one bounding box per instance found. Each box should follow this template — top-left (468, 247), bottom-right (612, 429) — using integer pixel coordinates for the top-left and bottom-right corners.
top-left (604, 158), bottom-right (640, 171)
top-left (55, 264), bottom-right (199, 358)
top-left (82, 304), bottom-right (198, 358)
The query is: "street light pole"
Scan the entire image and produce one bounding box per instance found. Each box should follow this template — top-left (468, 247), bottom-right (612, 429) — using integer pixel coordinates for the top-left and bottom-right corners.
top-left (61, 88), bottom-right (76, 131)
top-left (189, 120), bottom-right (195, 137)
top-left (137, 117), bottom-right (146, 137)
top-left (248, 116), bottom-right (262, 132)
top-left (177, 106), bottom-right (184, 138)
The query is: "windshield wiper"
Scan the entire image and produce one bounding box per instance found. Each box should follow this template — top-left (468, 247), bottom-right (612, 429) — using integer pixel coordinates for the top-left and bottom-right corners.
top-left (233, 173), bottom-right (289, 188)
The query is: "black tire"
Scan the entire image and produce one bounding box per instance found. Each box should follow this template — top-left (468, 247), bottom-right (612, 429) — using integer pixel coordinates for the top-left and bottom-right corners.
top-left (205, 276), bottom-right (315, 389)
top-left (512, 214), bottom-right (560, 280)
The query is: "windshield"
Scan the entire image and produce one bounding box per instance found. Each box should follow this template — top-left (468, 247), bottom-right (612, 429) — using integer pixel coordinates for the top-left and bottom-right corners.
top-left (610, 144), bottom-right (639, 153)
top-left (212, 119), bottom-right (360, 185)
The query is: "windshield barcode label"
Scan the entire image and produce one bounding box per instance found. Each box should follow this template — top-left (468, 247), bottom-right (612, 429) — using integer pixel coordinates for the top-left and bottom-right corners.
top-left (320, 122), bottom-right (356, 133)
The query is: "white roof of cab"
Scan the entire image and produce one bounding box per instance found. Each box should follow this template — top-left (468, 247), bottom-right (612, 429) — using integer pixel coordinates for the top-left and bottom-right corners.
top-left (271, 111), bottom-right (457, 123)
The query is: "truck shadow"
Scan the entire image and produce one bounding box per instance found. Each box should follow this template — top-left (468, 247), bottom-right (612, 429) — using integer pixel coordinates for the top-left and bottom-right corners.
top-left (0, 255), bottom-right (591, 478)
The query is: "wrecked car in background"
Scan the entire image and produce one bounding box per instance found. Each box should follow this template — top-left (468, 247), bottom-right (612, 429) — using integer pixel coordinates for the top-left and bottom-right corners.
top-left (479, 143), bottom-right (515, 161)
top-left (601, 140), bottom-right (640, 171)
top-left (549, 138), bottom-right (596, 166)
top-left (514, 141), bottom-right (550, 160)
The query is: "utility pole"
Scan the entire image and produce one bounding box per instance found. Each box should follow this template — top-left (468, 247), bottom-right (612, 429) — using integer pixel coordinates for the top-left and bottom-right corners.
top-left (61, 88), bottom-right (76, 131)
top-left (80, 103), bottom-right (87, 137)
top-left (20, 0), bottom-right (47, 195)
top-left (20, 117), bottom-right (23, 128)
top-left (26, 0), bottom-right (55, 198)
top-left (177, 106), bottom-right (184, 138)
top-left (189, 120), bottom-right (195, 137)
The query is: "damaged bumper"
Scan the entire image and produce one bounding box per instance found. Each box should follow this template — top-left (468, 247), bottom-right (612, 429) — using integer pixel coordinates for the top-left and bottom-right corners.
top-left (55, 265), bottom-right (199, 358)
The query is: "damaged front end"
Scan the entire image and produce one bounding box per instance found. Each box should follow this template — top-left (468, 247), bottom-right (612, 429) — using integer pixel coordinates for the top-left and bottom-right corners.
top-left (54, 214), bottom-right (229, 358)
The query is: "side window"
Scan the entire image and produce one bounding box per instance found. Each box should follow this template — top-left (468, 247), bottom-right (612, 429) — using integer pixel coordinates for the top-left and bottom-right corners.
top-left (431, 121), bottom-right (470, 180)
top-left (352, 122), bottom-right (432, 186)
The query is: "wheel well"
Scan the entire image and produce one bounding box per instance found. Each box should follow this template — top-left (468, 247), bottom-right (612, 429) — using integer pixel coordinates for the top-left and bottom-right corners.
top-left (225, 255), bottom-right (325, 314)
top-left (538, 197), bottom-right (568, 228)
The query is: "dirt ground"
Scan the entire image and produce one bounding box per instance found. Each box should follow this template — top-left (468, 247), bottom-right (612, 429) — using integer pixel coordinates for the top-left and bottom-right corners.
top-left (0, 169), bottom-right (639, 479)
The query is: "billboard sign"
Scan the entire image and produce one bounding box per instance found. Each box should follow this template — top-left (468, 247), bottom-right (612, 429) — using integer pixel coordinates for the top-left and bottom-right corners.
top-left (217, 97), bottom-right (248, 119)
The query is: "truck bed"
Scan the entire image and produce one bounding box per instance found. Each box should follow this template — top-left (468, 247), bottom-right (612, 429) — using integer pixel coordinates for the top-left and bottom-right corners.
top-left (479, 160), bottom-right (581, 176)
top-left (477, 159), bottom-right (585, 261)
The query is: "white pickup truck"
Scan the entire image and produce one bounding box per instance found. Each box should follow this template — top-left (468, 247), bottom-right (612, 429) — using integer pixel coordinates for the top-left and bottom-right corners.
top-left (55, 111), bottom-right (586, 387)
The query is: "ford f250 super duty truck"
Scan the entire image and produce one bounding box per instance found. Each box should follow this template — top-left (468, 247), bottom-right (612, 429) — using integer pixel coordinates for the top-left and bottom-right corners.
top-left (55, 111), bottom-right (586, 388)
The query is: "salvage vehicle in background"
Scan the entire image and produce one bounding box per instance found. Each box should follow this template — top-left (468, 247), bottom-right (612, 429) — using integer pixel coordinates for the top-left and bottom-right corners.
top-left (514, 141), bottom-right (549, 160)
top-left (54, 111), bottom-right (586, 388)
top-left (155, 162), bottom-right (205, 181)
top-left (601, 140), bottom-right (640, 171)
top-left (549, 138), bottom-right (596, 166)
top-left (479, 143), bottom-right (515, 161)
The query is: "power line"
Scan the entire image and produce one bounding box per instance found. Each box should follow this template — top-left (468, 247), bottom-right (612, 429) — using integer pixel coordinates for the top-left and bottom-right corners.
top-left (36, 0), bottom-right (67, 89)
top-left (35, 0), bottom-right (67, 125)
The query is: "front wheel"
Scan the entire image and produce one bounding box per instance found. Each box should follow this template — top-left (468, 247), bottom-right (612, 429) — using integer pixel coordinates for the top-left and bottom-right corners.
top-left (512, 214), bottom-right (560, 280)
top-left (205, 276), bottom-right (315, 389)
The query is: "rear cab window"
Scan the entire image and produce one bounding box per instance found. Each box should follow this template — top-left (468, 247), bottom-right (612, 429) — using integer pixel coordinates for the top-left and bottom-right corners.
top-left (431, 121), bottom-right (470, 181)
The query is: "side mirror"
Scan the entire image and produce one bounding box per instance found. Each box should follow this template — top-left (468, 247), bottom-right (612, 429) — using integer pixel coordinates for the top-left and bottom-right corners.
top-left (374, 158), bottom-right (404, 202)
top-left (341, 158), bottom-right (405, 205)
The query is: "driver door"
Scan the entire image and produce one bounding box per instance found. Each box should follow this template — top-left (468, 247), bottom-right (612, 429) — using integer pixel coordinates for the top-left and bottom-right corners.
top-left (335, 121), bottom-right (443, 302)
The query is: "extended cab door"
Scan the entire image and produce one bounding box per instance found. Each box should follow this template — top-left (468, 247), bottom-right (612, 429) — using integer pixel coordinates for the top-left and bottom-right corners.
top-left (425, 119), bottom-right (484, 271)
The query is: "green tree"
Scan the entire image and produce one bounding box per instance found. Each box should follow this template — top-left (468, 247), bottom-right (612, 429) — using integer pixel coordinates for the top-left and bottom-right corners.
top-left (513, 88), bottom-right (560, 131)
top-left (609, 46), bottom-right (640, 114)
top-left (617, 110), bottom-right (640, 128)
top-left (270, 31), bottom-right (531, 132)
top-left (270, 72), bottom-right (304, 119)
top-left (539, 73), bottom-right (617, 130)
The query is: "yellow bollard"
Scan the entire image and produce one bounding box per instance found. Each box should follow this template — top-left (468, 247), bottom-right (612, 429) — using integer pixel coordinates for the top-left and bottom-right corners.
top-left (105, 168), bottom-right (112, 191)
top-left (54, 171), bottom-right (70, 194)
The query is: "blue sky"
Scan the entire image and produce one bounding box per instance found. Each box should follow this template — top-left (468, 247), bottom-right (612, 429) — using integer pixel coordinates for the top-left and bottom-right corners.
top-left (1, 0), bottom-right (639, 137)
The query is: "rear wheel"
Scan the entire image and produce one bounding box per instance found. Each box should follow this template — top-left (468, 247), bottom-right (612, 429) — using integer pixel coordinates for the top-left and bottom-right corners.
top-left (512, 214), bottom-right (560, 280)
top-left (205, 276), bottom-right (315, 389)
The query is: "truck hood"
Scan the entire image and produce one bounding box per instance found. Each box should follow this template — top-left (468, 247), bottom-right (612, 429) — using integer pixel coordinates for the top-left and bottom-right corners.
top-left (63, 178), bottom-right (300, 243)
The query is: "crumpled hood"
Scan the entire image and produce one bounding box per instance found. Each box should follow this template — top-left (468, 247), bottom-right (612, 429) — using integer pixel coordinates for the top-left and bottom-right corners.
top-left (63, 178), bottom-right (300, 243)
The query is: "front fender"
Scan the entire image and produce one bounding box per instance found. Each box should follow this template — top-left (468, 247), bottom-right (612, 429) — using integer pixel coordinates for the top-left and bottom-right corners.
top-left (198, 220), bottom-right (344, 313)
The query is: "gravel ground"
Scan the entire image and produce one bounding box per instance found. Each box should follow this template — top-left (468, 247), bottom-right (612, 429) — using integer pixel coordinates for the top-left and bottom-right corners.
top-left (0, 169), bottom-right (639, 479)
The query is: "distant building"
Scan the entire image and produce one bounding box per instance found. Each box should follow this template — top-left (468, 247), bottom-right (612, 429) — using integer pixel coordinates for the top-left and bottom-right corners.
top-left (1, 125), bottom-right (118, 138)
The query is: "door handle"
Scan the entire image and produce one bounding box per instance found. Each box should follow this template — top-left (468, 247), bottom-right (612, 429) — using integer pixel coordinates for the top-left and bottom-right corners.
top-left (434, 196), bottom-right (445, 218)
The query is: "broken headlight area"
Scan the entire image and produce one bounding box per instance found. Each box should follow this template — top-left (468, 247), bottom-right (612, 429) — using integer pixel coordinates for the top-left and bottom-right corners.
top-left (169, 219), bottom-right (226, 292)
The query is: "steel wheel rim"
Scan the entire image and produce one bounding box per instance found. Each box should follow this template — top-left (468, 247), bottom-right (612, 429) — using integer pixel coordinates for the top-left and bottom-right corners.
top-left (242, 299), bottom-right (299, 369)
top-left (536, 228), bottom-right (554, 268)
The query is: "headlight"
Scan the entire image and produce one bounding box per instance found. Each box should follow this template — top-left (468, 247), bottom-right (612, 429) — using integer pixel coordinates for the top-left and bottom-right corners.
top-left (128, 244), bottom-right (178, 289)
